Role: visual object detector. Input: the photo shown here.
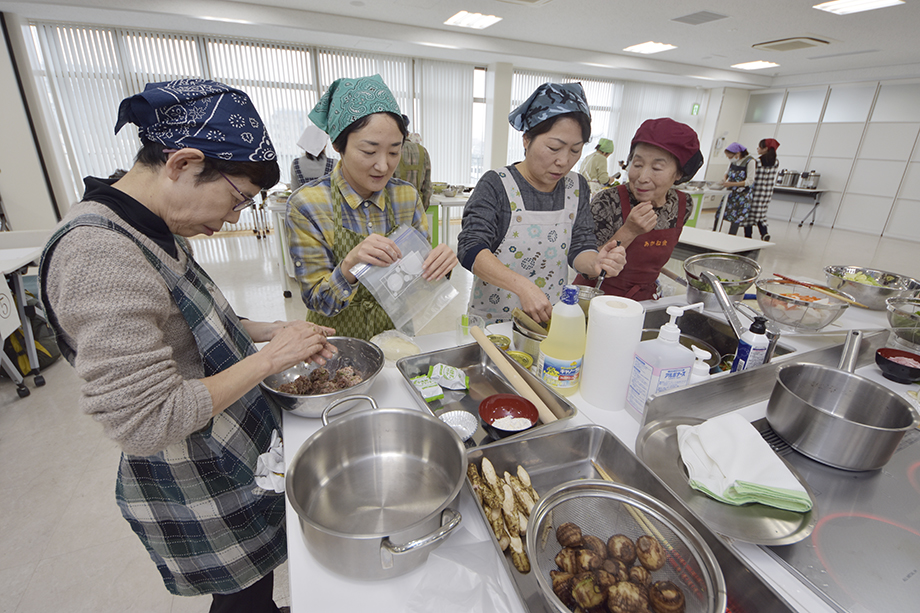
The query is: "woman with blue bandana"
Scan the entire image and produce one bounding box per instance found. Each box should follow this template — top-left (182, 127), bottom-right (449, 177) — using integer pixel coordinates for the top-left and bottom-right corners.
top-left (457, 82), bottom-right (627, 324)
top-left (39, 79), bottom-right (334, 612)
top-left (286, 74), bottom-right (457, 340)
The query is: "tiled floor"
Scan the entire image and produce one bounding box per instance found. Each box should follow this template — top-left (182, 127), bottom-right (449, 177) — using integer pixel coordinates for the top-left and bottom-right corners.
top-left (2, 210), bottom-right (918, 612)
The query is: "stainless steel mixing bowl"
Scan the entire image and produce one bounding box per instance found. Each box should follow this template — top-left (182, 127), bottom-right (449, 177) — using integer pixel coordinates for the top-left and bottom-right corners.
top-left (824, 265), bottom-right (920, 310)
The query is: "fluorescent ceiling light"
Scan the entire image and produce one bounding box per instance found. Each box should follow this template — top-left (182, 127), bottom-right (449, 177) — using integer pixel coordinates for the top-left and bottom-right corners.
top-left (813, 0), bottom-right (904, 15)
top-left (731, 60), bottom-right (780, 70)
top-left (418, 42), bottom-right (461, 50)
top-left (623, 41), bottom-right (677, 54)
top-left (444, 11), bottom-right (502, 29)
top-left (199, 16), bottom-right (255, 25)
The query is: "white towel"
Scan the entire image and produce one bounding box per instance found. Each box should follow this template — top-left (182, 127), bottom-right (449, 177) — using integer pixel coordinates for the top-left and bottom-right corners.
top-left (676, 413), bottom-right (812, 513)
top-left (254, 430), bottom-right (285, 493)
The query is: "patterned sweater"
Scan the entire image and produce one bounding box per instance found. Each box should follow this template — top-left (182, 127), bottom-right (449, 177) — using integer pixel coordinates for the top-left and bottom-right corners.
top-left (42, 201), bottom-right (214, 456)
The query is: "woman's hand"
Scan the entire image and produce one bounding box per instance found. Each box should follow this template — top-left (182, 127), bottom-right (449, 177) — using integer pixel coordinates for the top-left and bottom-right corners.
top-left (518, 283), bottom-right (553, 324)
top-left (260, 321), bottom-right (337, 373)
top-left (341, 234), bottom-right (402, 283)
top-left (595, 241), bottom-right (627, 278)
top-left (623, 201), bottom-right (658, 237)
top-left (422, 244), bottom-right (458, 280)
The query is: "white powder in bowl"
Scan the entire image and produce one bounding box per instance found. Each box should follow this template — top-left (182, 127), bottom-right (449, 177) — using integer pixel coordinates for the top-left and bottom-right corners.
top-left (492, 416), bottom-right (533, 431)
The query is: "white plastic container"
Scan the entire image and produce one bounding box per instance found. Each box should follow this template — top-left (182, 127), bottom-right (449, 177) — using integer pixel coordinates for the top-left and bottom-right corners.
top-left (688, 346), bottom-right (712, 384)
top-left (731, 316), bottom-right (770, 373)
top-left (536, 285), bottom-right (586, 396)
top-left (625, 302), bottom-right (703, 420)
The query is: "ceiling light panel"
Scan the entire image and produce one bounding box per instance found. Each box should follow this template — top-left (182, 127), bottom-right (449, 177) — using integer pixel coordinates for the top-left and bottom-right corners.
top-left (813, 0), bottom-right (904, 15)
top-left (623, 41), bottom-right (677, 54)
top-left (444, 11), bottom-right (503, 29)
top-left (732, 60), bottom-right (780, 70)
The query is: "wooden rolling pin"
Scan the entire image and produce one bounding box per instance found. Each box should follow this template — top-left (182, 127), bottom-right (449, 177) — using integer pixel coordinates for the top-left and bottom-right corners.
top-left (469, 325), bottom-right (558, 424)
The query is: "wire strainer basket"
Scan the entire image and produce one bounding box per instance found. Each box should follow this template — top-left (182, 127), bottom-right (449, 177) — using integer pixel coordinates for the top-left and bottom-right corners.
top-left (526, 479), bottom-right (726, 613)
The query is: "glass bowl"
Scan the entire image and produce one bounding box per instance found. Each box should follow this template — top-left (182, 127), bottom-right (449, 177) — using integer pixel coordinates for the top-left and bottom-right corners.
top-left (886, 297), bottom-right (920, 346)
top-left (755, 279), bottom-right (851, 332)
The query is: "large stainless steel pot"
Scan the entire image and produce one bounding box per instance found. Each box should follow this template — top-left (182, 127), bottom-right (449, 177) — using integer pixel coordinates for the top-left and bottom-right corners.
top-left (286, 395), bottom-right (466, 579)
top-left (766, 331), bottom-right (920, 471)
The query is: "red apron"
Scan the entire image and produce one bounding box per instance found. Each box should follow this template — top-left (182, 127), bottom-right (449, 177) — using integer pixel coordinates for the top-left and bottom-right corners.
top-left (576, 184), bottom-right (686, 301)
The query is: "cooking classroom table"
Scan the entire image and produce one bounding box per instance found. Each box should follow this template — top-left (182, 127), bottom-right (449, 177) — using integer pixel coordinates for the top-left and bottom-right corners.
top-left (673, 226), bottom-right (774, 261)
top-left (430, 193), bottom-right (469, 247)
top-left (1, 230), bottom-right (51, 394)
top-left (281, 293), bottom-right (903, 613)
top-left (771, 187), bottom-right (823, 228)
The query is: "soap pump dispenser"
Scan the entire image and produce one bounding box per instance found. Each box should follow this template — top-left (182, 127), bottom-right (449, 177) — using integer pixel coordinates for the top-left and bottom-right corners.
top-left (689, 346), bottom-right (713, 384)
top-left (625, 302), bottom-right (704, 419)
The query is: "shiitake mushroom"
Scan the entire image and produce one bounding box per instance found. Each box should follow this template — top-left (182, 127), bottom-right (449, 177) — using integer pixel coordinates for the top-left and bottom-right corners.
top-left (648, 580), bottom-right (686, 613)
top-left (636, 535), bottom-right (666, 571)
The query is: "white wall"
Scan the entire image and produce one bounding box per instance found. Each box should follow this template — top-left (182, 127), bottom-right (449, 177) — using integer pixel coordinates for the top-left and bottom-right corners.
top-left (0, 18), bottom-right (58, 231)
top-left (703, 88), bottom-right (750, 183)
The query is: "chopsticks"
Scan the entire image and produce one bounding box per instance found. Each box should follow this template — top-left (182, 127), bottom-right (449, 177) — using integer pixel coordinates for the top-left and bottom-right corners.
top-left (591, 461), bottom-right (731, 610)
top-left (772, 273), bottom-right (869, 308)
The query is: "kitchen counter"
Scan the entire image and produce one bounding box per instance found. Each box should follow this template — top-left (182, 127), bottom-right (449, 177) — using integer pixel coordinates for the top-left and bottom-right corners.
top-left (282, 296), bottom-right (903, 612)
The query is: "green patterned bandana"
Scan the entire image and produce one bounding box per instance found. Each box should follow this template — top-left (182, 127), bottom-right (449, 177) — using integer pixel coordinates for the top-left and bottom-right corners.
top-left (309, 74), bottom-right (401, 143)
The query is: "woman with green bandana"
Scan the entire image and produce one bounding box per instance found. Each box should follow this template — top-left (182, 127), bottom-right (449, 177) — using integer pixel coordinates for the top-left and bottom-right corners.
top-left (286, 74), bottom-right (457, 340)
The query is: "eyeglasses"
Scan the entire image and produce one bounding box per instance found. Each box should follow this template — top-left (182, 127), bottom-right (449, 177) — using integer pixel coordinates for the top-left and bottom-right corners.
top-left (218, 171), bottom-right (257, 211)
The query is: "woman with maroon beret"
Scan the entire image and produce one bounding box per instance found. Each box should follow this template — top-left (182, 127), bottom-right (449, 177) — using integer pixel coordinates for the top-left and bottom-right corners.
top-left (574, 117), bottom-right (703, 301)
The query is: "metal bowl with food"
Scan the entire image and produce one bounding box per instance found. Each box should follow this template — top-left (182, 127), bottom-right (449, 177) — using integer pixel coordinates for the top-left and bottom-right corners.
top-left (259, 336), bottom-right (384, 418)
top-left (527, 479), bottom-right (726, 613)
top-left (755, 279), bottom-right (850, 332)
top-left (683, 253), bottom-right (760, 311)
top-left (824, 265), bottom-right (920, 310)
top-left (886, 297), bottom-right (920, 346)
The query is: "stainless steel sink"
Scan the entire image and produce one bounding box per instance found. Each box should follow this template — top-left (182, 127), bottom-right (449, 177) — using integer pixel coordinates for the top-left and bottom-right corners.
top-left (643, 306), bottom-right (795, 363)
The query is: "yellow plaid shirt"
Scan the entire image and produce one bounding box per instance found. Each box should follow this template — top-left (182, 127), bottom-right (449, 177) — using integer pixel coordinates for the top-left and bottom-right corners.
top-left (285, 163), bottom-right (429, 316)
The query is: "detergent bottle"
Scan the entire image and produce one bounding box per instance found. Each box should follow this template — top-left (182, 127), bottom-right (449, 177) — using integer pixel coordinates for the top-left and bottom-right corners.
top-left (536, 285), bottom-right (586, 396)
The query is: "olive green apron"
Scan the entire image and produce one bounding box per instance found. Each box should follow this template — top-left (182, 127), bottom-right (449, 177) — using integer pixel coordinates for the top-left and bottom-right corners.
top-left (305, 187), bottom-right (397, 340)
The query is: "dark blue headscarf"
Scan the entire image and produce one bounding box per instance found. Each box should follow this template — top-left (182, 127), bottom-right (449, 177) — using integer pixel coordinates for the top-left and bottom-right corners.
top-left (508, 82), bottom-right (591, 133)
top-left (115, 78), bottom-right (276, 162)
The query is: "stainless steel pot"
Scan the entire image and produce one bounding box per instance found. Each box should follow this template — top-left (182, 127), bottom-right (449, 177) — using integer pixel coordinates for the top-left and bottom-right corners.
top-left (766, 331), bottom-right (920, 471)
top-left (780, 171), bottom-right (800, 187)
top-left (286, 395), bottom-right (466, 579)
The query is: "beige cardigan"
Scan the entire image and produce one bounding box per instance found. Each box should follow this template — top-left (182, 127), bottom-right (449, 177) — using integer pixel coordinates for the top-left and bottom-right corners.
top-left (44, 202), bottom-right (214, 456)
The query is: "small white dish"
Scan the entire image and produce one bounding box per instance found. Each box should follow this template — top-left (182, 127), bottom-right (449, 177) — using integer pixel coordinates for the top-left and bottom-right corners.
top-left (438, 410), bottom-right (478, 441)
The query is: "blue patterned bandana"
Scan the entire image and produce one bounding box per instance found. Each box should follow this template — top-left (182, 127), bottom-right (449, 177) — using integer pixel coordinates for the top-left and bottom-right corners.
top-left (115, 79), bottom-right (276, 162)
top-left (308, 74), bottom-right (401, 143)
top-left (508, 82), bottom-right (591, 133)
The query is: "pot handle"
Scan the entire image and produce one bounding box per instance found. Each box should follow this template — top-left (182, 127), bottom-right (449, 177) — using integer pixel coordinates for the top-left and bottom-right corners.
top-left (838, 330), bottom-right (863, 373)
top-left (321, 394), bottom-right (379, 426)
top-left (379, 508), bottom-right (462, 570)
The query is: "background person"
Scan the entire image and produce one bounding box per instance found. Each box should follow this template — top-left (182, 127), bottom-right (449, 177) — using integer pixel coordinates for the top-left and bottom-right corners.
top-left (715, 141), bottom-right (756, 235)
top-left (286, 75), bottom-right (456, 340)
top-left (290, 122), bottom-right (335, 190)
top-left (574, 118), bottom-right (703, 301)
top-left (394, 114), bottom-right (433, 208)
top-left (579, 137), bottom-right (615, 195)
top-left (457, 81), bottom-right (626, 324)
top-left (39, 79), bottom-right (335, 613)
top-left (748, 138), bottom-right (780, 240)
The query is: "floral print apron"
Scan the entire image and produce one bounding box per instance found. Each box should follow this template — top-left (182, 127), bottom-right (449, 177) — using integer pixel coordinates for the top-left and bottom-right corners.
top-left (468, 170), bottom-right (578, 323)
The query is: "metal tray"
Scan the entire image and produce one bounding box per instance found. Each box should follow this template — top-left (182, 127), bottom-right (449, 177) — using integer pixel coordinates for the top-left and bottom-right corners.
top-left (465, 425), bottom-right (798, 613)
top-left (635, 417), bottom-right (817, 546)
top-left (396, 343), bottom-right (576, 447)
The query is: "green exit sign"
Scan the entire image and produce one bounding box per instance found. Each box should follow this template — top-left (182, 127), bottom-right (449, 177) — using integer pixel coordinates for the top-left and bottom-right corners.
top-left (691, 103), bottom-right (700, 116)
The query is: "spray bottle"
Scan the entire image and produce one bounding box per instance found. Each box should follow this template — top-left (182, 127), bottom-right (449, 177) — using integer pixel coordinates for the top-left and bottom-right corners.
top-left (625, 302), bottom-right (704, 419)
top-left (731, 316), bottom-right (770, 373)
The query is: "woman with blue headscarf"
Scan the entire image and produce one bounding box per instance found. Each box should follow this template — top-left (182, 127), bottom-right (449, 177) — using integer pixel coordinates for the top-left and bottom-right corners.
top-left (457, 82), bottom-right (626, 324)
top-left (39, 79), bottom-right (334, 612)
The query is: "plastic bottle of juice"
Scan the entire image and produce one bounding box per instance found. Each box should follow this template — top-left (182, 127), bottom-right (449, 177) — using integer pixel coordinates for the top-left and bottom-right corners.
top-left (536, 285), bottom-right (586, 396)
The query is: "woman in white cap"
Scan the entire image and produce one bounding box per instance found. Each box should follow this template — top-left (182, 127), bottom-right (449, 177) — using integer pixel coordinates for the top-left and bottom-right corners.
top-left (457, 82), bottom-right (626, 324)
top-left (290, 122), bottom-right (335, 190)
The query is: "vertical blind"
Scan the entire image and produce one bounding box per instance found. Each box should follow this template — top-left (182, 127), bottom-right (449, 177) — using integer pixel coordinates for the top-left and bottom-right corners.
top-left (24, 21), bottom-right (478, 229)
top-left (508, 70), bottom-right (709, 176)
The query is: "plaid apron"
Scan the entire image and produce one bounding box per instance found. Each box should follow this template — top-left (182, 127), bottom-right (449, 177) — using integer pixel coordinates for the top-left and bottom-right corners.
top-left (39, 214), bottom-right (285, 597)
top-left (749, 159), bottom-right (779, 223)
top-left (305, 186), bottom-right (397, 340)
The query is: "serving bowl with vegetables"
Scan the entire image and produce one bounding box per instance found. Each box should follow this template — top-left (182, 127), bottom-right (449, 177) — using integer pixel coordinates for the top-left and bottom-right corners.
top-left (755, 279), bottom-right (851, 332)
top-left (824, 265), bottom-right (920, 310)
